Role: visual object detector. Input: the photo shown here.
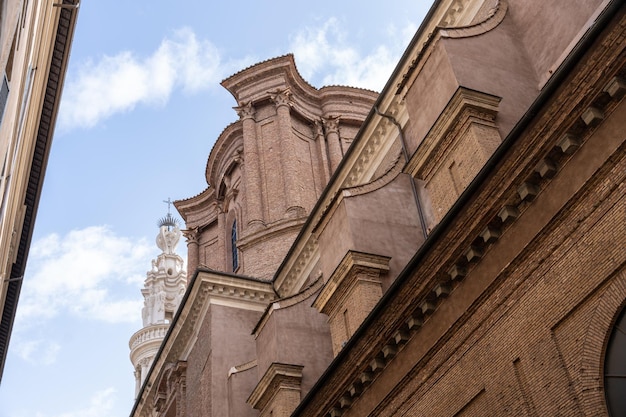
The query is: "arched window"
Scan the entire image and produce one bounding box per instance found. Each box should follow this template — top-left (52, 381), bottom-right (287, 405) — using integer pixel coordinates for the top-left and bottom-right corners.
top-left (605, 305), bottom-right (626, 416)
top-left (231, 220), bottom-right (238, 271)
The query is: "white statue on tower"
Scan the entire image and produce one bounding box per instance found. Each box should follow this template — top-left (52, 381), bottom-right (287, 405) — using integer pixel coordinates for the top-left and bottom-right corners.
top-left (130, 199), bottom-right (188, 397)
top-left (156, 223), bottom-right (180, 255)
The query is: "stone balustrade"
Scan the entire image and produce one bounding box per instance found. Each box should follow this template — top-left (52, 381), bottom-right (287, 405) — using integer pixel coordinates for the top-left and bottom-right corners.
top-left (129, 324), bottom-right (169, 350)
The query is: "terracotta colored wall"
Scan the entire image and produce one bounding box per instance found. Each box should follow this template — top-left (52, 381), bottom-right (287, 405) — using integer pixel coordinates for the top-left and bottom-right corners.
top-left (509, 0), bottom-right (603, 83)
top-left (346, 89), bottom-right (626, 417)
top-left (186, 304), bottom-right (262, 416)
top-left (255, 292), bottom-right (334, 395)
top-left (317, 174), bottom-right (424, 292)
top-left (228, 365), bottom-right (260, 417)
top-left (241, 228), bottom-right (301, 280)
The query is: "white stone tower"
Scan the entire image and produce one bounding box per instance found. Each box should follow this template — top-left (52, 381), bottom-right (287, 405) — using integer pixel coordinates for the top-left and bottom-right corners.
top-left (129, 211), bottom-right (187, 397)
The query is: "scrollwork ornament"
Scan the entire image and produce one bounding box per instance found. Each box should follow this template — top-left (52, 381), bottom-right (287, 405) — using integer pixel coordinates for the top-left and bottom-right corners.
top-left (235, 102), bottom-right (255, 120)
top-left (322, 116), bottom-right (341, 133)
top-left (181, 227), bottom-right (199, 245)
top-left (270, 88), bottom-right (292, 108)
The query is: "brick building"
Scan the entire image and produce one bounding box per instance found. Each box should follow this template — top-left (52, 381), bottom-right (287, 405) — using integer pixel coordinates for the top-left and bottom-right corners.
top-left (130, 0), bottom-right (626, 415)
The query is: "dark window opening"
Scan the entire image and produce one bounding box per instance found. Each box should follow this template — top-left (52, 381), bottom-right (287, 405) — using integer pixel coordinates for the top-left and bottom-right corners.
top-left (231, 220), bottom-right (238, 271)
top-left (605, 305), bottom-right (626, 416)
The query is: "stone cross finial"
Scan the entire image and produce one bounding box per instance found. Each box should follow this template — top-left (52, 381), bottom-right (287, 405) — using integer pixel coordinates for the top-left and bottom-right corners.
top-left (163, 197), bottom-right (173, 214)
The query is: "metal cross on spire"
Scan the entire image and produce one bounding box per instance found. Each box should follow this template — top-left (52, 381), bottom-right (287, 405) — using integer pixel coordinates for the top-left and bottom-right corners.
top-left (163, 197), bottom-right (173, 214)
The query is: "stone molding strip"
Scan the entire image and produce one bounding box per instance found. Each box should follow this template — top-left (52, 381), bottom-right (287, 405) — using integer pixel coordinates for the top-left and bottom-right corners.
top-left (228, 359), bottom-right (258, 377)
top-left (253, 276), bottom-right (324, 338)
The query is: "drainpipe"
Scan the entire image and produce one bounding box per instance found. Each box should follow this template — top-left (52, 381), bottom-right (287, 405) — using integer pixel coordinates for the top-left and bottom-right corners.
top-left (374, 106), bottom-right (428, 238)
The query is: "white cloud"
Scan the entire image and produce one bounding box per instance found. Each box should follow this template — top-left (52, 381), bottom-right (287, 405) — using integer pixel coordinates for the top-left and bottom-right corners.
top-left (55, 388), bottom-right (117, 417)
top-left (58, 22), bottom-right (417, 131)
top-left (17, 226), bottom-right (154, 324)
top-left (13, 339), bottom-right (61, 365)
top-left (24, 388), bottom-right (118, 417)
top-left (59, 28), bottom-right (227, 131)
top-left (289, 18), bottom-right (416, 91)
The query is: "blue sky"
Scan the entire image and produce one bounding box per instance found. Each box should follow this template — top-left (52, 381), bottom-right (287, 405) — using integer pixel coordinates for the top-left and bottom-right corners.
top-left (0, 2), bottom-right (430, 416)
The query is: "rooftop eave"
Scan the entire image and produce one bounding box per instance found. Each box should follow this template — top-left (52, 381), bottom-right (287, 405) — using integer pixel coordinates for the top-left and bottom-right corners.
top-left (0, 0), bottom-right (80, 384)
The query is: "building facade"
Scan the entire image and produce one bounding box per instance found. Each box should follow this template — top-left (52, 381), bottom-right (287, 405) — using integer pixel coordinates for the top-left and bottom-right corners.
top-left (0, 0), bottom-right (79, 382)
top-left (131, 0), bottom-right (626, 416)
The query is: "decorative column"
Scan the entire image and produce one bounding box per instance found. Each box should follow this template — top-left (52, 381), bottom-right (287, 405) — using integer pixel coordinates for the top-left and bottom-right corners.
top-left (235, 102), bottom-right (264, 229)
top-left (182, 227), bottom-right (199, 273)
top-left (271, 89), bottom-right (304, 216)
top-left (175, 362), bottom-right (187, 417)
top-left (315, 120), bottom-right (331, 185)
top-left (323, 116), bottom-right (342, 174)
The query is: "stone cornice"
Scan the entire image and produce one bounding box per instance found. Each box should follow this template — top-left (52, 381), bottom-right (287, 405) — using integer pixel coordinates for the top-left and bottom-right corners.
top-left (273, 236), bottom-right (320, 297)
top-left (439, 0), bottom-right (507, 38)
top-left (195, 270), bottom-right (276, 312)
top-left (342, 146), bottom-right (403, 198)
top-left (238, 215), bottom-right (308, 250)
top-left (406, 87), bottom-right (501, 180)
top-left (228, 358), bottom-right (258, 377)
top-left (174, 187), bottom-right (217, 228)
top-left (312, 251), bottom-right (391, 314)
top-left (247, 362), bottom-right (304, 411)
top-left (222, 54), bottom-right (320, 107)
top-left (221, 55), bottom-right (378, 130)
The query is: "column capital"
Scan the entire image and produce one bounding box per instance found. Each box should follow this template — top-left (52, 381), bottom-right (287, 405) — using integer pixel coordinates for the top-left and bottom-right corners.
top-left (182, 227), bottom-right (199, 245)
top-left (322, 115), bottom-right (341, 133)
top-left (270, 88), bottom-right (292, 109)
top-left (314, 119), bottom-right (324, 138)
top-left (235, 102), bottom-right (256, 120)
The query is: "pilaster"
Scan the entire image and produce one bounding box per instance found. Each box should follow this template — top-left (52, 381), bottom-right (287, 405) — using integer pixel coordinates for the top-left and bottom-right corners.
top-left (313, 251), bottom-right (390, 356)
top-left (236, 103), bottom-right (265, 229)
top-left (323, 116), bottom-right (342, 174)
top-left (315, 120), bottom-right (332, 185)
top-left (406, 87), bottom-right (502, 223)
top-left (248, 363), bottom-right (304, 417)
top-left (182, 227), bottom-right (199, 273)
top-left (271, 89), bottom-right (304, 216)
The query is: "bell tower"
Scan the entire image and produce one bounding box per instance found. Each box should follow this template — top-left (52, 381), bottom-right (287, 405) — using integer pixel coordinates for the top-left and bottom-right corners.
top-left (129, 210), bottom-right (187, 397)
